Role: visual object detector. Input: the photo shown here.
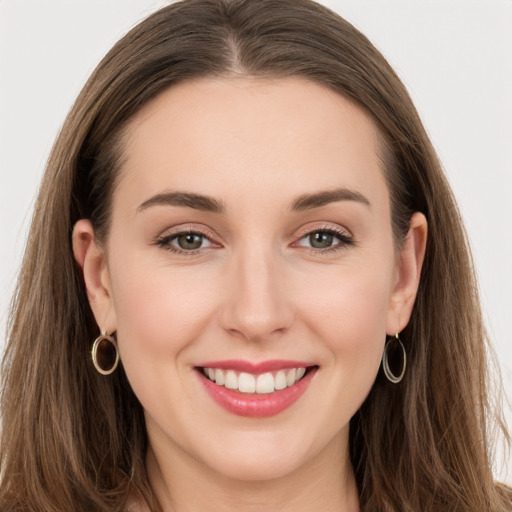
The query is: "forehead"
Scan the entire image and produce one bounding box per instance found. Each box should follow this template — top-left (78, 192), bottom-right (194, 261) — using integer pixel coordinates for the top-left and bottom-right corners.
top-left (115, 76), bottom-right (388, 214)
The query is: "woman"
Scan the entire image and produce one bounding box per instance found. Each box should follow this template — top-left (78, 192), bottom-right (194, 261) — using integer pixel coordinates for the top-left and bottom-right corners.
top-left (0, 0), bottom-right (510, 510)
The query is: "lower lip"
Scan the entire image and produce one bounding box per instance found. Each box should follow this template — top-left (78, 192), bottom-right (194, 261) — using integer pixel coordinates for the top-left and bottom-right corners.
top-left (197, 367), bottom-right (317, 418)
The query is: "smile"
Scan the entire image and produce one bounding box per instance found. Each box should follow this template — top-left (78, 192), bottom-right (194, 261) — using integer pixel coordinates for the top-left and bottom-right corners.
top-left (202, 367), bottom-right (307, 394)
top-left (196, 360), bottom-right (318, 417)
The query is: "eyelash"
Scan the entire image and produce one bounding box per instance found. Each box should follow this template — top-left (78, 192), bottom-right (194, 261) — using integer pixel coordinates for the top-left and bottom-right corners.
top-left (155, 225), bottom-right (354, 256)
top-left (294, 225), bottom-right (354, 255)
top-left (155, 227), bottom-right (218, 256)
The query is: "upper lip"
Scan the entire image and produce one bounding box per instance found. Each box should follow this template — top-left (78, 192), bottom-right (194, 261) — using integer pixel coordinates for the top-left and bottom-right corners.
top-left (196, 359), bottom-right (315, 374)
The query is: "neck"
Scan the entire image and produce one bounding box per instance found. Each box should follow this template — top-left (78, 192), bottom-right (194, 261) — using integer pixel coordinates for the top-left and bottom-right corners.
top-left (145, 429), bottom-right (360, 512)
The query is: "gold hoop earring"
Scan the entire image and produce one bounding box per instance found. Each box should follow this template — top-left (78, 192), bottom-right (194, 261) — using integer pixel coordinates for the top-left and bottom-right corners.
top-left (91, 331), bottom-right (119, 375)
top-left (382, 332), bottom-right (406, 384)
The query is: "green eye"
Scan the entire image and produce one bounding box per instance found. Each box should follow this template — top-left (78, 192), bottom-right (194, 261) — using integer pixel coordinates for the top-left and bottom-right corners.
top-left (296, 227), bottom-right (353, 252)
top-left (308, 232), bottom-right (335, 249)
top-left (176, 233), bottom-right (204, 250)
top-left (157, 230), bottom-right (215, 253)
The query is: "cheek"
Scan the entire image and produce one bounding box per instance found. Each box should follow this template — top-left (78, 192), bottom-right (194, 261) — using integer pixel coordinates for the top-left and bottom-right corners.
top-left (108, 258), bottom-right (219, 361)
top-left (298, 259), bottom-right (393, 373)
top-left (106, 258), bottom-right (224, 422)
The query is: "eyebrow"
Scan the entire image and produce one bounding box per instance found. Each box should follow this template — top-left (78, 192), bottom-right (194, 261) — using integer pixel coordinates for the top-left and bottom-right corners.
top-left (137, 187), bottom-right (370, 215)
top-left (290, 188), bottom-right (371, 211)
top-left (137, 192), bottom-right (225, 214)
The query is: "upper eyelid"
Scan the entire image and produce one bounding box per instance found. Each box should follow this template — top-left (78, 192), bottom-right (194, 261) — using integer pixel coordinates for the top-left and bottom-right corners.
top-left (155, 229), bottom-right (219, 254)
top-left (155, 222), bottom-right (352, 247)
top-left (293, 223), bottom-right (352, 239)
top-left (157, 224), bottom-right (219, 242)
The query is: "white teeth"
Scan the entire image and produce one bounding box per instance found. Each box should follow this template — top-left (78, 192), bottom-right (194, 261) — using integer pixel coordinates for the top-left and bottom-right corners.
top-left (274, 370), bottom-right (287, 390)
top-left (256, 372), bottom-right (275, 394)
top-left (238, 372), bottom-right (256, 393)
top-left (202, 366), bottom-right (309, 394)
top-left (225, 370), bottom-right (238, 390)
top-left (286, 369), bottom-right (296, 387)
top-left (215, 368), bottom-right (225, 385)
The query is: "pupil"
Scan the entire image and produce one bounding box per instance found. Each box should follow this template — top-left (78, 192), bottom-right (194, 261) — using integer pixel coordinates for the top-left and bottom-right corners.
top-left (178, 233), bottom-right (202, 250)
top-left (310, 232), bottom-right (333, 248)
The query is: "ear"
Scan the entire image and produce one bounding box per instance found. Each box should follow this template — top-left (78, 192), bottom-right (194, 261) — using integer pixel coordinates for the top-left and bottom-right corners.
top-left (72, 219), bottom-right (117, 333)
top-left (386, 212), bottom-right (428, 334)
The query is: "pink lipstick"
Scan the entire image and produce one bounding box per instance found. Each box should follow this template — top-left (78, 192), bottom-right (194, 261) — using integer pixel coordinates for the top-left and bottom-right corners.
top-left (196, 360), bottom-right (317, 418)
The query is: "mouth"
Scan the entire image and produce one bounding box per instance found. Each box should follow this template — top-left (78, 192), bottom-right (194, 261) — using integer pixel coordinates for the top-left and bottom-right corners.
top-left (195, 361), bottom-right (318, 417)
top-left (199, 366), bottom-right (311, 394)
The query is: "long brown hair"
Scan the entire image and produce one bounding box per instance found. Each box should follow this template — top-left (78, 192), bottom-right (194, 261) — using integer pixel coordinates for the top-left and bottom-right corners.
top-left (1, 1), bottom-right (510, 510)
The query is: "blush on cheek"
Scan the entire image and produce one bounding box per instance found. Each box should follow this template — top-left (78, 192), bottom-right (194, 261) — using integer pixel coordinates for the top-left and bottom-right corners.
top-left (112, 270), bottom-right (219, 356)
top-left (304, 273), bottom-right (390, 348)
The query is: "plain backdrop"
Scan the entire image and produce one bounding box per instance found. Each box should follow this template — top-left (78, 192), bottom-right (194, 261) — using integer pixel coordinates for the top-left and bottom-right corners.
top-left (1, 0), bottom-right (511, 482)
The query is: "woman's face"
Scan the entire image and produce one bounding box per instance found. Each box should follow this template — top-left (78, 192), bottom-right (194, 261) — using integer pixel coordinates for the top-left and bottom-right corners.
top-left (77, 77), bottom-right (425, 483)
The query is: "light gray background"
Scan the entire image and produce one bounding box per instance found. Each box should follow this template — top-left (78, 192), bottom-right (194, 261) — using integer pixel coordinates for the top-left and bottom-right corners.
top-left (1, 0), bottom-right (511, 482)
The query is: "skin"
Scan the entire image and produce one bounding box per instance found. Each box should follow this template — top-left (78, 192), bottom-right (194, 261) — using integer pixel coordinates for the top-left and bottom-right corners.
top-left (73, 77), bottom-right (427, 512)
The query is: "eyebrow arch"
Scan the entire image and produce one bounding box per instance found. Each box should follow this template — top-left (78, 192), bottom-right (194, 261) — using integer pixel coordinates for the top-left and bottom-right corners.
top-left (290, 187), bottom-right (371, 211)
top-left (137, 192), bottom-right (225, 214)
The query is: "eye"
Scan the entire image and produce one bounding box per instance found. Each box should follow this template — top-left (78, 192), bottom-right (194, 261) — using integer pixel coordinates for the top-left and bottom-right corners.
top-left (173, 232), bottom-right (210, 250)
top-left (295, 227), bottom-right (353, 251)
top-left (156, 229), bottom-right (216, 254)
top-left (306, 231), bottom-right (336, 249)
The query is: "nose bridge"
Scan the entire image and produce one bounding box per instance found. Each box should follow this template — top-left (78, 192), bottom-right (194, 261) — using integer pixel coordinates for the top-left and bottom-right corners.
top-left (221, 238), bottom-right (293, 341)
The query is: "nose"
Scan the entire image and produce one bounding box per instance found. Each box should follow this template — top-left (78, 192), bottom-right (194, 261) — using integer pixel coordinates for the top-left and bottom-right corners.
top-left (220, 243), bottom-right (294, 343)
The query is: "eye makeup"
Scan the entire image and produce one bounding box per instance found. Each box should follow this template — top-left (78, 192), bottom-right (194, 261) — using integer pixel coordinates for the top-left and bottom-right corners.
top-left (154, 223), bottom-right (355, 257)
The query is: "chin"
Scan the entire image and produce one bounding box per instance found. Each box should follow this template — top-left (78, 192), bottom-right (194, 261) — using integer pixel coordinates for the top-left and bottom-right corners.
top-left (194, 427), bottom-right (324, 483)
top-left (208, 449), bottom-right (306, 483)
